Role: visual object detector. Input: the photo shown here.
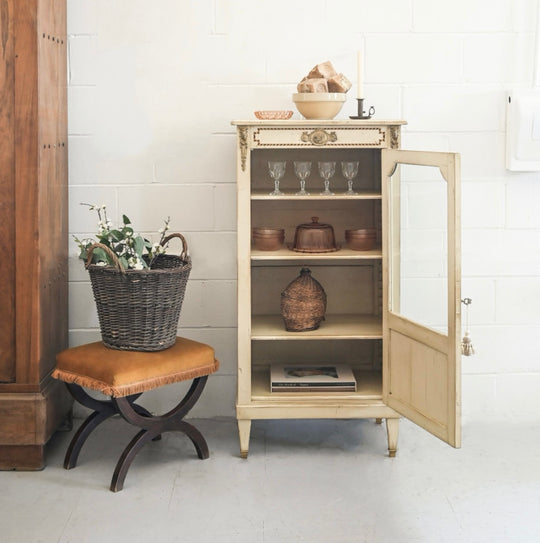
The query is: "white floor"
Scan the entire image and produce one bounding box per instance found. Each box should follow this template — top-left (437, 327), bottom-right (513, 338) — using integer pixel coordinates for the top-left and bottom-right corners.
top-left (1, 416), bottom-right (539, 543)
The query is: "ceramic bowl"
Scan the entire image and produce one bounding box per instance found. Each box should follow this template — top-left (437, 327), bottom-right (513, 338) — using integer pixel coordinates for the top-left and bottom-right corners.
top-left (254, 110), bottom-right (293, 120)
top-left (252, 227), bottom-right (285, 251)
top-left (345, 228), bottom-right (377, 251)
top-left (292, 93), bottom-right (347, 120)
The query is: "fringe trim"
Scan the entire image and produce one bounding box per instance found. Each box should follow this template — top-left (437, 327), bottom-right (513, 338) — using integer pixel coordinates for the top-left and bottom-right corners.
top-left (52, 359), bottom-right (219, 398)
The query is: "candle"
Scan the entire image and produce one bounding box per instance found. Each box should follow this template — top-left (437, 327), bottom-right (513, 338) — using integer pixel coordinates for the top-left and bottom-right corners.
top-left (357, 51), bottom-right (364, 99)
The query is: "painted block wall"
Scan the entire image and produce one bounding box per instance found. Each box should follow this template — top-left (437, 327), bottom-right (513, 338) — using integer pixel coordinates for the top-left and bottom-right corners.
top-left (67, 0), bottom-right (540, 421)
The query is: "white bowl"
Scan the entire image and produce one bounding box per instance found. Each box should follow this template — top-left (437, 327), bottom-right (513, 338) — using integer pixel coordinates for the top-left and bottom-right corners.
top-left (292, 92), bottom-right (347, 120)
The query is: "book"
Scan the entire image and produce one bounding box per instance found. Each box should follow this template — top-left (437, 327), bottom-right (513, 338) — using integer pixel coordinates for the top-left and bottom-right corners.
top-left (270, 364), bottom-right (357, 392)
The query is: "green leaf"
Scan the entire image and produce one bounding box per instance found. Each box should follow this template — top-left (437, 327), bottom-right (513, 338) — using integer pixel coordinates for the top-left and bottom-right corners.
top-left (119, 256), bottom-right (129, 270)
top-left (109, 229), bottom-right (124, 242)
top-left (122, 215), bottom-right (131, 225)
top-left (134, 236), bottom-right (145, 257)
top-left (91, 247), bottom-right (110, 264)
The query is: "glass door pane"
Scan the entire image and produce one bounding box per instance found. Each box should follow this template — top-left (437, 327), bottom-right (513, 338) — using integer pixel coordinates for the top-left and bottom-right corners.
top-left (389, 164), bottom-right (448, 335)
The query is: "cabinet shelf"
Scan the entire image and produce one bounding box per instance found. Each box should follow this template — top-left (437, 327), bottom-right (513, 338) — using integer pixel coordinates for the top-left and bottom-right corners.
top-left (251, 314), bottom-right (382, 340)
top-left (251, 246), bottom-right (382, 261)
top-left (251, 368), bottom-right (383, 402)
top-left (251, 190), bottom-right (382, 200)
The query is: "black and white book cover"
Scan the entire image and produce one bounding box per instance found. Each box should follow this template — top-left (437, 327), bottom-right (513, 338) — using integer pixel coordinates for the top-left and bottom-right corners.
top-left (270, 364), bottom-right (357, 392)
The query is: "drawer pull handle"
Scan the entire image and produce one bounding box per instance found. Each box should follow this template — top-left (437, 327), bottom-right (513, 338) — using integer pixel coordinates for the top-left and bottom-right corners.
top-left (301, 129), bottom-right (337, 146)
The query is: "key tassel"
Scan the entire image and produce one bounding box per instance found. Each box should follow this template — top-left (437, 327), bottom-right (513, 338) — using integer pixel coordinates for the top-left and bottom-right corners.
top-left (461, 298), bottom-right (475, 356)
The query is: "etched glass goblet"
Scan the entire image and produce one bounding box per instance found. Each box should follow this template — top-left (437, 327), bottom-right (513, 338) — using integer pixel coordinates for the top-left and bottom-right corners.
top-left (268, 161), bottom-right (286, 196)
top-left (293, 161), bottom-right (311, 195)
top-left (318, 161), bottom-right (336, 195)
top-left (341, 161), bottom-right (359, 195)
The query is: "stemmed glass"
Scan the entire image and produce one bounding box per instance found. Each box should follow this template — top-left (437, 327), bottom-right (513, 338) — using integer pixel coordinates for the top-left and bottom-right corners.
top-left (341, 161), bottom-right (359, 195)
top-left (318, 161), bottom-right (336, 195)
top-left (293, 161), bottom-right (311, 195)
top-left (268, 161), bottom-right (286, 196)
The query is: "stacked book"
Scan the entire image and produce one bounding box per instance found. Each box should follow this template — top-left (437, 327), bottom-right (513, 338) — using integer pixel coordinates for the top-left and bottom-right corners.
top-left (270, 364), bottom-right (357, 393)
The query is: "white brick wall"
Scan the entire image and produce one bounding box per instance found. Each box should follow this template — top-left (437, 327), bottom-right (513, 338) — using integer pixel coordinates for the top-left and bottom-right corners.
top-left (67, 0), bottom-right (540, 421)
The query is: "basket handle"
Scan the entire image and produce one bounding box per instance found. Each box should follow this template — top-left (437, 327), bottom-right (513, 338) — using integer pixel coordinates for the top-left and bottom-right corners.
top-left (85, 242), bottom-right (125, 273)
top-left (161, 233), bottom-right (189, 260)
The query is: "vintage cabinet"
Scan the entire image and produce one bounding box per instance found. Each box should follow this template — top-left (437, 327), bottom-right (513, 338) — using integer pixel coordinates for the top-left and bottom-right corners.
top-left (0, 0), bottom-right (72, 469)
top-left (232, 119), bottom-right (461, 458)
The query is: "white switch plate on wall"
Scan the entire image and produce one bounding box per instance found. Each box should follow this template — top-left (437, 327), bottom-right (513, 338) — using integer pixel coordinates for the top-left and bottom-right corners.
top-left (506, 90), bottom-right (540, 171)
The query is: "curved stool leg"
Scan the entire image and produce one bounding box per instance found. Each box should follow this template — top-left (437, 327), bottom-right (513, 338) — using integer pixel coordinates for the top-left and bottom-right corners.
top-left (63, 384), bottom-right (154, 469)
top-left (109, 376), bottom-right (210, 491)
top-left (132, 404), bottom-right (162, 441)
top-left (64, 410), bottom-right (114, 469)
top-left (64, 384), bottom-right (117, 469)
top-left (110, 429), bottom-right (160, 492)
top-left (176, 420), bottom-right (209, 459)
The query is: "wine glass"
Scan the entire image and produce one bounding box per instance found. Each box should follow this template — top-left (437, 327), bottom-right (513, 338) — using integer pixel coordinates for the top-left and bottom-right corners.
top-left (341, 161), bottom-right (359, 195)
top-left (318, 161), bottom-right (336, 195)
top-left (268, 161), bottom-right (286, 196)
top-left (293, 161), bottom-right (311, 195)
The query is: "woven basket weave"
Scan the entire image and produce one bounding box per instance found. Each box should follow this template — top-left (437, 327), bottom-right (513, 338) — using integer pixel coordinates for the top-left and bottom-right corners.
top-left (86, 233), bottom-right (191, 352)
top-left (280, 267), bottom-right (326, 332)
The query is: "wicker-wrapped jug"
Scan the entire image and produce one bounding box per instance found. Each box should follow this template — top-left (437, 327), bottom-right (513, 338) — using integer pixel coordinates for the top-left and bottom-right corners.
top-left (280, 268), bottom-right (327, 332)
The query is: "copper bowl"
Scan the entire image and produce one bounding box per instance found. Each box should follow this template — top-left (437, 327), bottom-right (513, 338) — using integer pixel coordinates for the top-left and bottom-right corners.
top-left (345, 228), bottom-right (377, 251)
top-left (292, 217), bottom-right (338, 253)
top-left (253, 227), bottom-right (285, 251)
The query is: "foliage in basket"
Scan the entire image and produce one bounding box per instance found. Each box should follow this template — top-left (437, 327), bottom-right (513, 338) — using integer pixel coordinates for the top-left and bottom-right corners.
top-left (74, 204), bottom-right (192, 352)
top-left (74, 203), bottom-right (171, 270)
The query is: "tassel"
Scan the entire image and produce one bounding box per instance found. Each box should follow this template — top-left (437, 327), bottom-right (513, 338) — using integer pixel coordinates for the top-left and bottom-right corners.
top-left (461, 331), bottom-right (475, 356)
top-left (461, 298), bottom-right (475, 356)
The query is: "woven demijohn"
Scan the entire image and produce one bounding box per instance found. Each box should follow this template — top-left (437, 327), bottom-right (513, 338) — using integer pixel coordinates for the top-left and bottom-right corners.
top-left (86, 233), bottom-right (191, 352)
top-left (280, 268), bottom-right (327, 332)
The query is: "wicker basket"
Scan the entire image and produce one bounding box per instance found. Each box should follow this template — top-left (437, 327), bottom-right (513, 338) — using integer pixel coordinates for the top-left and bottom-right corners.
top-left (280, 268), bottom-right (326, 332)
top-left (86, 233), bottom-right (191, 352)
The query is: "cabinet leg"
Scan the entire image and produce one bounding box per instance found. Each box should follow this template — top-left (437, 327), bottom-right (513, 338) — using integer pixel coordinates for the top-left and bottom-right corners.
top-left (238, 419), bottom-right (251, 459)
top-left (386, 418), bottom-right (399, 457)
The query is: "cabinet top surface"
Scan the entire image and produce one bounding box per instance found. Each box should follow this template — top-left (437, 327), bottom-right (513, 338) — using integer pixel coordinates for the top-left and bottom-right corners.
top-left (231, 119), bottom-right (407, 127)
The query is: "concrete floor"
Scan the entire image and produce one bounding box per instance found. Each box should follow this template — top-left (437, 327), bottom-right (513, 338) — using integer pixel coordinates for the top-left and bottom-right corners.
top-left (0, 417), bottom-right (539, 543)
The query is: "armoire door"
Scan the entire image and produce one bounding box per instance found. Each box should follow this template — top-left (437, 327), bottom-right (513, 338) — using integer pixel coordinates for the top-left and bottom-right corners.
top-left (381, 149), bottom-right (461, 447)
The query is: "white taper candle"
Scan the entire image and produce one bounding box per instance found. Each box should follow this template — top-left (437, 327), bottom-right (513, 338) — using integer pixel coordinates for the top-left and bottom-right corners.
top-left (357, 51), bottom-right (364, 99)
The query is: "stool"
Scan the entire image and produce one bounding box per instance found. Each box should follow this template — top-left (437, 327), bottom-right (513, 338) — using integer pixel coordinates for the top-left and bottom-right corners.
top-left (52, 337), bottom-right (219, 492)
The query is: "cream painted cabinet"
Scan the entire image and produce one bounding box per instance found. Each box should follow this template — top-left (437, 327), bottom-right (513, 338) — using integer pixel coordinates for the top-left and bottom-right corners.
top-left (232, 120), bottom-right (461, 458)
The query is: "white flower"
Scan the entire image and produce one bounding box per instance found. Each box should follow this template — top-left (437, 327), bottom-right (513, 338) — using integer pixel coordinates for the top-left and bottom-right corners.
top-left (95, 261), bottom-right (107, 267)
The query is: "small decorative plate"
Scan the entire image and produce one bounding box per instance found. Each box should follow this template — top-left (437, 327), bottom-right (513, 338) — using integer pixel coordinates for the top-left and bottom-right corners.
top-left (254, 110), bottom-right (293, 120)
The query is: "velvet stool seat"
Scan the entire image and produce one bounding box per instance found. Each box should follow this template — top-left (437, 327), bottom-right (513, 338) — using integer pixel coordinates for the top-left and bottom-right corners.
top-left (52, 337), bottom-right (219, 492)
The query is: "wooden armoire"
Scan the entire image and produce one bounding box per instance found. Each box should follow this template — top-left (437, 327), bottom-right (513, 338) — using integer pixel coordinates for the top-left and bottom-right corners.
top-left (0, 0), bottom-right (73, 469)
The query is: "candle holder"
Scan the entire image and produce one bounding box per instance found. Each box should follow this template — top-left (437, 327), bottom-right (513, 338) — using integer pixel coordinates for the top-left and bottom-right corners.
top-left (349, 98), bottom-right (375, 120)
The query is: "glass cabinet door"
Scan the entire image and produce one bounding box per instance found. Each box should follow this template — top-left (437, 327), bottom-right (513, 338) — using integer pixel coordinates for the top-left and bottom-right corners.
top-left (382, 149), bottom-right (461, 447)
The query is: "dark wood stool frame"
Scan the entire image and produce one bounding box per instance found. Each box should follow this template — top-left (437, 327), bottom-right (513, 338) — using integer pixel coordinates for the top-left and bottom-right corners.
top-left (64, 376), bottom-right (209, 492)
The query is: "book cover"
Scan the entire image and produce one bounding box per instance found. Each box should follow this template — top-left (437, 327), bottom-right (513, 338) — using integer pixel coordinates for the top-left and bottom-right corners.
top-left (270, 364), bottom-right (357, 392)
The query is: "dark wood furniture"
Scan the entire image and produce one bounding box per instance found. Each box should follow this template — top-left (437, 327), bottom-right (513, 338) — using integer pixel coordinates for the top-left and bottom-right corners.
top-left (0, 0), bottom-right (73, 469)
top-left (53, 338), bottom-right (220, 492)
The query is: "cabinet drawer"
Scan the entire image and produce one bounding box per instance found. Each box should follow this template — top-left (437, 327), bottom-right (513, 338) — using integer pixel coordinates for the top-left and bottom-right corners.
top-left (251, 126), bottom-right (391, 148)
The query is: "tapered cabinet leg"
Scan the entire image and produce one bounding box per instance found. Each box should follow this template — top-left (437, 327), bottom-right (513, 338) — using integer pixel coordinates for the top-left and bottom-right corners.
top-left (238, 419), bottom-right (251, 459)
top-left (386, 418), bottom-right (399, 457)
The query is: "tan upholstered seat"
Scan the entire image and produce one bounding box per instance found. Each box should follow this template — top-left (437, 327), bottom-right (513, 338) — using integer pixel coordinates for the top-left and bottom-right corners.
top-left (53, 337), bottom-right (219, 397)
